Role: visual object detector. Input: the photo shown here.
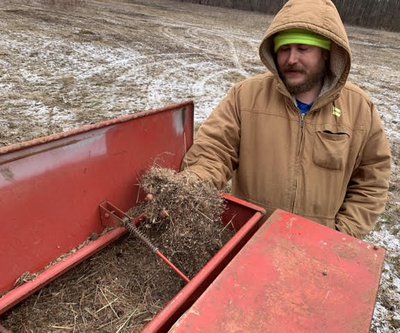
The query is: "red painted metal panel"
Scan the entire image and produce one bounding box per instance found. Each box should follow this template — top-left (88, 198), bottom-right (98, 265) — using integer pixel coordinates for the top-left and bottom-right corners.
top-left (170, 209), bottom-right (386, 333)
top-left (0, 227), bottom-right (127, 316)
top-left (0, 102), bottom-right (194, 313)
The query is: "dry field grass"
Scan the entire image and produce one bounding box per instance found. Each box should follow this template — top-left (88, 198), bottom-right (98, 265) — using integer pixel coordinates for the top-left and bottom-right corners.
top-left (0, 0), bottom-right (399, 332)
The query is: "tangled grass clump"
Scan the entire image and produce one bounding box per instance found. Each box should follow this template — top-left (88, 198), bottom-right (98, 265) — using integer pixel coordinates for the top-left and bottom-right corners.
top-left (129, 166), bottom-right (232, 278)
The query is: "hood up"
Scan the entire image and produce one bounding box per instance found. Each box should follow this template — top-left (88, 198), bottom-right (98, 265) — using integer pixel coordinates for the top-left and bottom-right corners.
top-left (259, 0), bottom-right (351, 106)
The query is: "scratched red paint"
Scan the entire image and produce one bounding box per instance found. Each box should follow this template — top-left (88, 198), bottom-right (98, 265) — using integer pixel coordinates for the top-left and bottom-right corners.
top-left (169, 209), bottom-right (385, 333)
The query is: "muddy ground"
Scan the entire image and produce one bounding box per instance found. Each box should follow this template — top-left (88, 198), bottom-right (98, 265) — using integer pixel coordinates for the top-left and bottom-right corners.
top-left (0, 0), bottom-right (399, 332)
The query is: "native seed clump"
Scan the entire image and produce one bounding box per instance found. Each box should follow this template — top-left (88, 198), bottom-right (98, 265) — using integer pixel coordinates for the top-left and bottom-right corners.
top-left (129, 166), bottom-right (233, 279)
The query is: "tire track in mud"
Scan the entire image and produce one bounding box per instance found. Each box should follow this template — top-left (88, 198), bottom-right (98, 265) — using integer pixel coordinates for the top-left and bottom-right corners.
top-left (96, 2), bottom-right (264, 118)
top-left (0, 0), bottom-right (264, 145)
top-left (158, 24), bottom-right (257, 71)
top-left (1, 1), bottom-right (398, 147)
top-left (145, 22), bottom-right (262, 117)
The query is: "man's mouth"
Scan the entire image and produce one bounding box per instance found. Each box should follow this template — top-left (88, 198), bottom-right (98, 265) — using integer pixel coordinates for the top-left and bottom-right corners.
top-left (284, 70), bottom-right (304, 78)
top-left (284, 68), bottom-right (305, 75)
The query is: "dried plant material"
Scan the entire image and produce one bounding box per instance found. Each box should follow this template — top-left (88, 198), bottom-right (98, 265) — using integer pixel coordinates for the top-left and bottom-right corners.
top-left (129, 166), bottom-right (232, 279)
top-left (13, 272), bottom-right (38, 287)
top-left (2, 237), bottom-right (176, 332)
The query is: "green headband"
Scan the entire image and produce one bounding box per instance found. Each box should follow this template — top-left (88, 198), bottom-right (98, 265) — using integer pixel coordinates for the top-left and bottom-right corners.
top-left (274, 29), bottom-right (331, 52)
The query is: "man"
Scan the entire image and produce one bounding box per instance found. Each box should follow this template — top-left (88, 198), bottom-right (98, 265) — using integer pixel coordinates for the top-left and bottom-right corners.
top-left (182, 0), bottom-right (391, 239)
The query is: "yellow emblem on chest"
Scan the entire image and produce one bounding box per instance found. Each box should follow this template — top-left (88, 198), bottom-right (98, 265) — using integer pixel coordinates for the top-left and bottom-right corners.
top-left (332, 106), bottom-right (342, 117)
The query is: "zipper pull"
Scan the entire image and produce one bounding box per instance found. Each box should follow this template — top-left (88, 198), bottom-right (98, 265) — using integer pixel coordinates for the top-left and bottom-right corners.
top-left (300, 113), bottom-right (305, 128)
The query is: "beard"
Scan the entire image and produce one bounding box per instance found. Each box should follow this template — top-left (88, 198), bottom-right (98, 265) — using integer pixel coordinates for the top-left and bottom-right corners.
top-left (279, 64), bottom-right (327, 95)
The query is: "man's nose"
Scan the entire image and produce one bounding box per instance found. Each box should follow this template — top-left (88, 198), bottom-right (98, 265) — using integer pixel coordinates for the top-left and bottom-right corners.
top-left (287, 49), bottom-right (299, 64)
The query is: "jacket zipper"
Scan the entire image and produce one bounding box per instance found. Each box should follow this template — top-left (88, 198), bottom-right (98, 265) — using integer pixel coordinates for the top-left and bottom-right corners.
top-left (300, 113), bottom-right (305, 129)
top-left (291, 112), bottom-right (306, 213)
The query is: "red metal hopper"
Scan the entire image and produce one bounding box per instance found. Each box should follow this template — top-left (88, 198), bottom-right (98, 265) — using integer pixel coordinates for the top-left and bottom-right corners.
top-left (0, 101), bottom-right (265, 322)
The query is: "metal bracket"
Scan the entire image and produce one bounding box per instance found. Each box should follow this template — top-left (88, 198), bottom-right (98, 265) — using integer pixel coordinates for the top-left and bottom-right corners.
top-left (99, 201), bottom-right (143, 228)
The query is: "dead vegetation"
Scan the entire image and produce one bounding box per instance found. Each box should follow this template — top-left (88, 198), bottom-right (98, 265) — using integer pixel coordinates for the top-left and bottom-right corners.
top-left (1, 167), bottom-right (232, 332)
top-left (129, 167), bottom-right (230, 279)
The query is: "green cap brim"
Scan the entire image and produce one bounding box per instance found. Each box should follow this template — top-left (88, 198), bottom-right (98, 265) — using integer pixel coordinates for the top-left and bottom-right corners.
top-left (274, 29), bottom-right (331, 52)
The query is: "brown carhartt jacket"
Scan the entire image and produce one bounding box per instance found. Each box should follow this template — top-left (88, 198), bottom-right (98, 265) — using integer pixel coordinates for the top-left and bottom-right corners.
top-left (182, 0), bottom-right (391, 239)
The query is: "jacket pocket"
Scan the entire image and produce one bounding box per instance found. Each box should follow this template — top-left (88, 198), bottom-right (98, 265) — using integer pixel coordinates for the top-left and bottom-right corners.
top-left (313, 125), bottom-right (351, 170)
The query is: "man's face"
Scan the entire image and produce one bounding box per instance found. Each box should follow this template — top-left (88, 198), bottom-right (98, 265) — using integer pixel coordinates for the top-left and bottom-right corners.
top-left (276, 44), bottom-right (328, 95)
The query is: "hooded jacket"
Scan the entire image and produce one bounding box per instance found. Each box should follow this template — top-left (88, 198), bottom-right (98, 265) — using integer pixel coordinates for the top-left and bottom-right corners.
top-left (182, 0), bottom-right (391, 239)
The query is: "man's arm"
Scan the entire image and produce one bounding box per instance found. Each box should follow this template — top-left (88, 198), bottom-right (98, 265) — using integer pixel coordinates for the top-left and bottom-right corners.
top-left (182, 86), bottom-right (241, 190)
top-left (335, 106), bottom-right (391, 239)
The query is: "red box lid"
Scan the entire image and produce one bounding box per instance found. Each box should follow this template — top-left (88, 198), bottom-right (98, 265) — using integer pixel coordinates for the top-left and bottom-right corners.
top-left (169, 209), bottom-right (385, 333)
